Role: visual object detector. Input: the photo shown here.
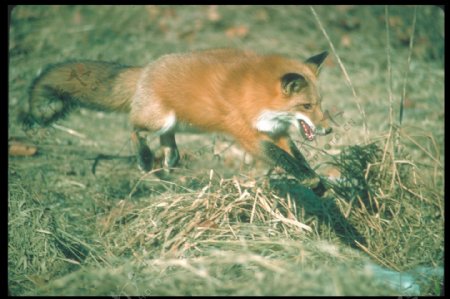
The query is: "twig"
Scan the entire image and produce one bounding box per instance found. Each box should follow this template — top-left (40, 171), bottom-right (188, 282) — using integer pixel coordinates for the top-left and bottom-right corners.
top-left (89, 154), bottom-right (135, 174)
top-left (399, 6), bottom-right (417, 126)
top-left (400, 132), bottom-right (442, 167)
top-left (379, 6), bottom-right (398, 191)
top-left (51, 123), bottom-right (87, 139)
top-left (385, 6), bottom-right (394, 129)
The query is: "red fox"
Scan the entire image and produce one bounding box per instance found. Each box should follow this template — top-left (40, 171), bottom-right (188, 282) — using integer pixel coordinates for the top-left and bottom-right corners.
top-left (20, 48), bottom-right (332, 184)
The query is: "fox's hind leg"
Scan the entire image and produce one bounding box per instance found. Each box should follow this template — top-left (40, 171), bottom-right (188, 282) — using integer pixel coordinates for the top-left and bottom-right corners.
top-left (131, 131), bottom-right (154, 172)
top-left (130, 131), bottom-right (179, 172)
top-left (160, 133), bottom-right (180, 169)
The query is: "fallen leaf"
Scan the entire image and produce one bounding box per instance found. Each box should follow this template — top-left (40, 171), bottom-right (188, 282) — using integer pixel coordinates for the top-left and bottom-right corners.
top-left (225, 25), bottom-right (249, 39)
top-left (207, 5), bottom-right (221, 22)
top-left (254, 8), bottom-right (269, 22)
top-left (72, 10), bottom-right (82, 25)
top-left (9, 140), bottom-right (37, 156)
top-left (336, 5), bottom-right (356, 13)
top-left (340, 34), bottom-right (352, 47)
top-left (145, 5), bottom-right (161, 20)
top-left (388, 15), bottom-right (403, 27)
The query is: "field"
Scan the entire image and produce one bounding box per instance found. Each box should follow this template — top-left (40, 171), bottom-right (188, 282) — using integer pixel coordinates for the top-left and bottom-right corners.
top-left (8, 5), bottom-right (444, 295)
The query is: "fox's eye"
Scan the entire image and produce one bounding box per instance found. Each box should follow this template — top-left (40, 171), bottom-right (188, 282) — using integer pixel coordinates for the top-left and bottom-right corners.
top-left (303, 104), bottom-right (313, 110)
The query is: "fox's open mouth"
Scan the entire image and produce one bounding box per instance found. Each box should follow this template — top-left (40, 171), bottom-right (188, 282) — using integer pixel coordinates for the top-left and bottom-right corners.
top-left (299, 119), bottom-right (315, 141)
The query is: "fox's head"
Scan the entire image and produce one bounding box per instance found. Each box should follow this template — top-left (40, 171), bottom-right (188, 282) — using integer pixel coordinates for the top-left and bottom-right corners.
top-left (255, 51), bottom-right (332, 141)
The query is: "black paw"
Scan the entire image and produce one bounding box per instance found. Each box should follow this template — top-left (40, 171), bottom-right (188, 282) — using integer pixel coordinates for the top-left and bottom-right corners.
top-left (136, 143), bottom-right (154, 172)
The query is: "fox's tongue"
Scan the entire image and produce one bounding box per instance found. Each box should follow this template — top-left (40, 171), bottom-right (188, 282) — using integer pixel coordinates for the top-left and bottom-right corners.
top-left (299, 120), bottom-right (314, 141)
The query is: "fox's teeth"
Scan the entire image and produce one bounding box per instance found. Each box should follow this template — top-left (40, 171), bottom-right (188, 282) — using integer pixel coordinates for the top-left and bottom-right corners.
top-left (299, 120), bottom-right (314, 141)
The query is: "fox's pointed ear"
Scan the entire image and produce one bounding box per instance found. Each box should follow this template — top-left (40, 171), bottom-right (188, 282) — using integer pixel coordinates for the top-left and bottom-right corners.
top-left (305, 51), bottom-right (328, 75)
top-left (281, 73), bottom-right (308, 96)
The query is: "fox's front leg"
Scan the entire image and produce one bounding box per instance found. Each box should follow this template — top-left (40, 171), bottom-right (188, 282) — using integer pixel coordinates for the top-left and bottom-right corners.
top-left (131, 131), bottom-right (154, 172)
top-left (265, 136), bottom-right (328, 194)
top-left (160, 132), bottom-right (180, 169)
top-left (233, 131), bottom-right (313, 180)
top-left (261, 137), bottom-right (317, 182)
top-left (273, 137), bottom-right (311, 170)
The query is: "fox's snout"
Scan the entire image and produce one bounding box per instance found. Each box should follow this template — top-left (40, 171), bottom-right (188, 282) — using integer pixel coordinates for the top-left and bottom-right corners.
top-left (312, 109), bottom-right (332, 136)
top-left (315, 125), bottom-right (332, 136)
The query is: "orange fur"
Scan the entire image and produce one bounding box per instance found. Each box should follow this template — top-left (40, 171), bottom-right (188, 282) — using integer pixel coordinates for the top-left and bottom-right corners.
top-left (23, 48), bottom-right (332, 173)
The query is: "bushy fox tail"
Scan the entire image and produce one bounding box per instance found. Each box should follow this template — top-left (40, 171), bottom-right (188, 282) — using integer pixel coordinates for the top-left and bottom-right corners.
top-left (18, 61), bottom-right (141, 128)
